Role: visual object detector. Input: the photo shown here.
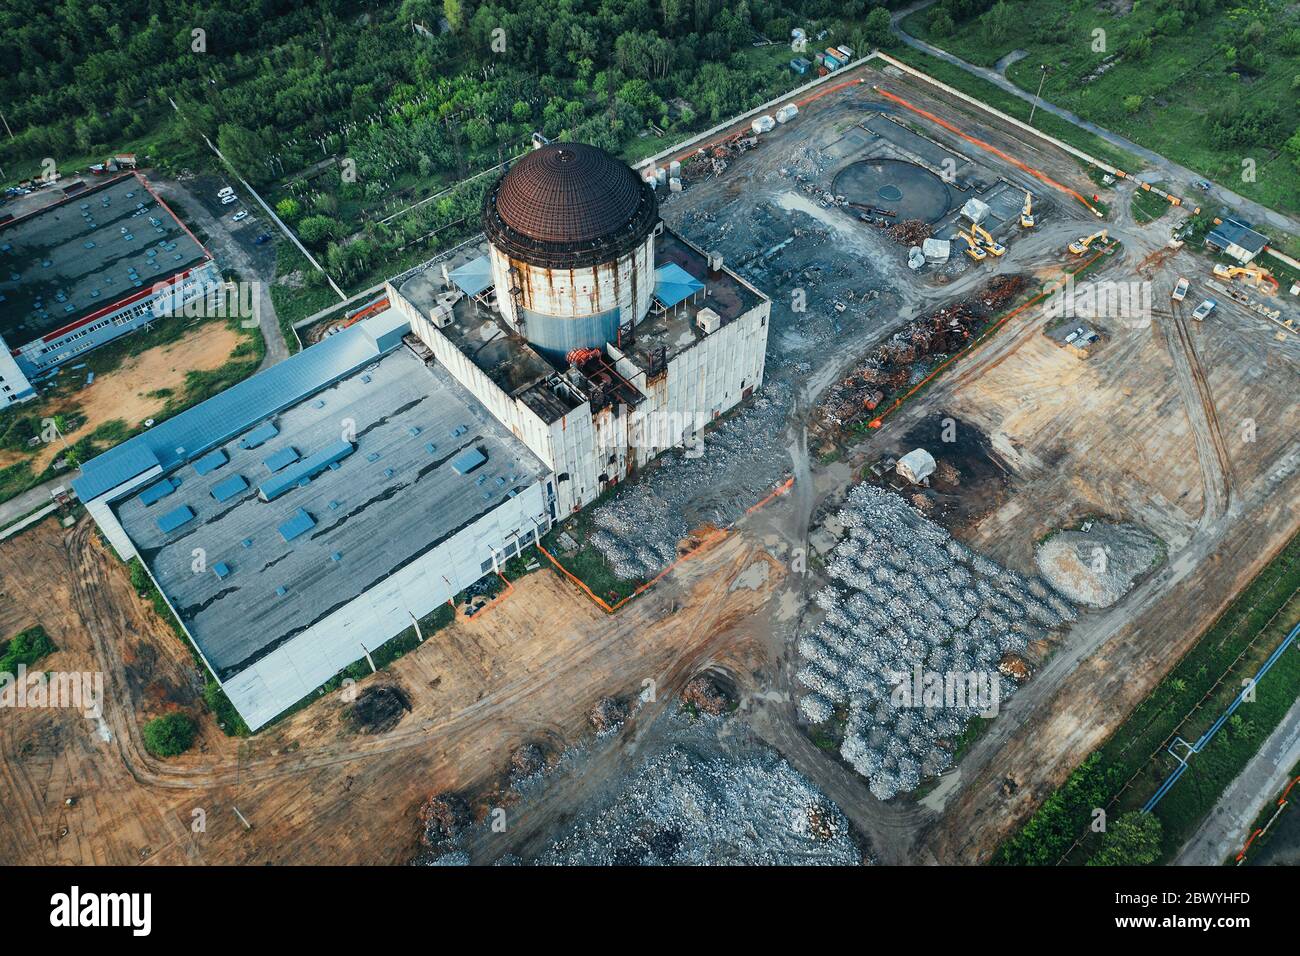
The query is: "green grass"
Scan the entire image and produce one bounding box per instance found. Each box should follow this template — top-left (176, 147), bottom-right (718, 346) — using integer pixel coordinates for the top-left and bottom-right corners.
top-left (0, 625), bottom-right (57, 673)
top-left (540, 494), bottom-right (647, 607)
top-left (996, 526), bottom-right (1300, 865)
top-left (269, 244), bottom-right (342, 353)
top-left (882, 47), bottom-right (1142, 173)
top-left (901, 0), bottom-right (1300, 216)
top-left (1131, 183), bottom-right (1172, 224)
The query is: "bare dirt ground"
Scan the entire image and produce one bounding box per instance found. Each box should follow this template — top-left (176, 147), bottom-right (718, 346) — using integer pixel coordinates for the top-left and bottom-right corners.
top-left (0, 320), bottom-right (242, 473)
top-left (0, 516), bottom-right (783, 865)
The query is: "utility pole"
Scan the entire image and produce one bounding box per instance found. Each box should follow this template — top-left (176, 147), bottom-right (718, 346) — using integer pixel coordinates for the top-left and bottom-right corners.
top-left (1028, 65), bottom-right (1048, 126)
top-left (0, 106), bottom-right (13, 141)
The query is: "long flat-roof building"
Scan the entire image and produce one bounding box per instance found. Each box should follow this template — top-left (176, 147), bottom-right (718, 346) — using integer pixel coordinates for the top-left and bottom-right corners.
top-left (74, 142), bottom-right (768, 731)
top-left (0, 172), bottom-right (220, 395)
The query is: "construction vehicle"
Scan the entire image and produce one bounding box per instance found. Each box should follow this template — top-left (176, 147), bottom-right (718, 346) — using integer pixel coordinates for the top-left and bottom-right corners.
top-left (1212, 263), bottom-right (1279, 291)
top-left (971, 222), bottom-right (1006, 256)
top-left (1068, 229), bottom-right (1108, 255)
top-left (1171, 277), bottom-right (1189, 301)
top-left (1191, 298), bottom-right (1216, 321)
top-left (960, 227), bottom-right (987, 262)
top-left (1020, 191), bottom-right (1035, 229)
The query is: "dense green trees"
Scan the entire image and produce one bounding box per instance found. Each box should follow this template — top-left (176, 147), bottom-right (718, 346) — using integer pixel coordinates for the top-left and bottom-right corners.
top-left (1087, 812), bottom-right (1163, 867)
top-left (142, 712), bottom-right (198, 758)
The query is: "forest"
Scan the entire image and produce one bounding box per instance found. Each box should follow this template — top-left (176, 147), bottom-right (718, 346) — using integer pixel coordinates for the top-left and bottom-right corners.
top-left (3, 0), bottom-right (898, 290)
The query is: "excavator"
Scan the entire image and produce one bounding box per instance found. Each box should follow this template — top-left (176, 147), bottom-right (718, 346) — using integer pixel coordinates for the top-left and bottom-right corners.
top-left (1020, 191), bottom-right (1035, 229)
top-left (960, 226), bottom-right (987, 261)
top-left (1212, 263), bottom-right (1279, 292)
top-left (970, 222), bottom-right (1006, 256)
top-left (1068, 229), bottom-right (1107, 255)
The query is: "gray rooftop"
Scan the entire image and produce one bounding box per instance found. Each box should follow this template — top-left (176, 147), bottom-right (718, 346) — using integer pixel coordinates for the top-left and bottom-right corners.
top-left (114, 345), bottom-right (548, 679)
top-left (0, 174), bottom-right (209, 344)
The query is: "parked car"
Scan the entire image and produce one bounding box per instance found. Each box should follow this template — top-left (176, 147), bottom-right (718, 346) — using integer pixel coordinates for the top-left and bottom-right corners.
top-left (232, 210), bottom-right (248, 222)
top-left (1193, 180), bottom-right (1212, 192)
top-left (220, 194), bottom-right (237, 205)
top-left (1172, 277), bottom-right (1189, 301)
top-left (217, 186), bottom-right (235, 199)
top-left (253, 233), bottom-right (272, 245)
top-left (1191, 298), bottom-right (1216, 321)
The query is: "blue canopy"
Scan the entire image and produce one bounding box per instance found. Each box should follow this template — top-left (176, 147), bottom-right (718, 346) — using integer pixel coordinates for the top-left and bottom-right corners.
top-left (449, 255), bottom-right (494, 297)
top-left (653, 262), bottom-right (704, 308)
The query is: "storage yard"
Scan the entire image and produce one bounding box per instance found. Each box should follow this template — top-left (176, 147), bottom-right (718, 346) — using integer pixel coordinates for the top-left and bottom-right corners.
top-left (3, 55), bottom-right (1300, 867)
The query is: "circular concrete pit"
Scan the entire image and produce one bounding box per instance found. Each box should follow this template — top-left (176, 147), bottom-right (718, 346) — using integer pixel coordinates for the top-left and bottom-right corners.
top-left (833, 158), bottom-right (953, 224)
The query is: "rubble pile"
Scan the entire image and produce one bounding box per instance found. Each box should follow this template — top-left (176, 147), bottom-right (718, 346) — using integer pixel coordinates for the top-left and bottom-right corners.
top-left (589, 696), bottom-right (630, 735)
top-left (532, 717), bottom-right (861, 866)
top-left (510, 742), bottom-right (547, 779)
top-left (587, 382), bottom-right (793, 580)
top-left (887, 218), bottom-right (932, 246)
top-left (796, 483), bottom-right (1074, 800)
top-left (814, 275), bottom-right (1028, 435)
top-left (1035, 522), bottom-right (1163, 607)
top-left (418, 793), bottom-right (473, 848)
top-left (682, 675), bottom-right (733, 716)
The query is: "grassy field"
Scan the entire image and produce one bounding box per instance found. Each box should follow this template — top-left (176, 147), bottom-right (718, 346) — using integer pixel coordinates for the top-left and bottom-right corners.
top-left (884, 46), bottom-right (1141, 172)
top-left (996, 527), bottom-right (1300, 865)
top-left (902, 1), bottom-right (1300, 216)
top-left (1131, 182), bottom-right (1172, 224)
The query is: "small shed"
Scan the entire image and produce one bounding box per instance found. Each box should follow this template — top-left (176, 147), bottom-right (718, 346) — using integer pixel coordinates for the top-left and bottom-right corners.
top-left (896, 448), bottom-right (936, 485)
top-left (1205, 217), bottom-right (1269, 265)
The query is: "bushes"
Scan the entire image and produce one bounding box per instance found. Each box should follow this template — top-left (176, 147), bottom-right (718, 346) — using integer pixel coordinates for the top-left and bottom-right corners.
top-left (0, 625), bottom-right (57, 673)
top-left (1087, 812), bottom-right (1163, 866)
top-left (142, 712), bottom-right (197, 757)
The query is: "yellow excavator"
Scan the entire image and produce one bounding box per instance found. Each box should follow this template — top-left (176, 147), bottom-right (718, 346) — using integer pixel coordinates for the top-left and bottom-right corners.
top-left (1212, 263), bottom-right (1278, 291)
top-left (1068, 229), bottom-right (1107, 255)
top-left (1020, 191), bottom-right (1034, 228)
top-left (960, 226), bottom-right (987, 261)
top-left (971, 222), bottom-right (1006, 256)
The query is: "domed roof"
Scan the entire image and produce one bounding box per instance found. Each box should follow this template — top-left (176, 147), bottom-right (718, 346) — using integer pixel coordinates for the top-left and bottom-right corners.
top-left (488, 143), bottom-right (654, 248)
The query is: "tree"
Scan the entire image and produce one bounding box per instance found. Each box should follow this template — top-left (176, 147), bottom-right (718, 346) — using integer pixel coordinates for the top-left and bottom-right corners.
top-left (1287, 128), bottom-right (1300, 170)
top-left (1123, 95), bottom-right (1143, 114)
top-left (143, 712), bottom-right (197, 758)
top-left (443, 0), bottom-right (465, 33)
top-left (217, 123), bottom-right (270, 184)
top-left (298, 215), bottom-right (338, 246)
top-left (1088, 812), bottom-right (1162, 866)
top-left (275, 197), bottom-right (302, 220)
top-left (863, 7), bottom-right (893, 50)
top-left (980, 1), bottom-right (1014, 44)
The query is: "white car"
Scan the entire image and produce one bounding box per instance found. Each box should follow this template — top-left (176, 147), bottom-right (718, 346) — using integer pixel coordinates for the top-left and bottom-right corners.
top-left (1172, 277), bottom-right (1189, 301)
top-left (1191, 299), bottom-right (1216, 321)
top-left (232, 210), bottom-right (248, 222)
top-left (217, 186), bottom-right (235, 199)
top-left (220, 194), bottom-right (237, 205)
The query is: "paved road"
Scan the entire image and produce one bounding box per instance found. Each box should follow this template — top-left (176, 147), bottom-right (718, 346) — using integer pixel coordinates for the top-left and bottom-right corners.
top-left (888, 2), bottom-right (1300, 238)
top-left (0, 478), bottom-right (67, 527)
top-left (1175, 693), bottom-right (1300, 866)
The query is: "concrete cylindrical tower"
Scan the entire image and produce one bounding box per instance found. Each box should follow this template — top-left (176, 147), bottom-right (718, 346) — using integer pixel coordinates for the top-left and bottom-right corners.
top-left (483, 143), bottom-right (658, 361)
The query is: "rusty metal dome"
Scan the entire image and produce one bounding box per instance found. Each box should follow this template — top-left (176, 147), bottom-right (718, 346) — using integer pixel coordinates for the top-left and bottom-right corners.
top-left (483, 143), bottom-right (658, 268)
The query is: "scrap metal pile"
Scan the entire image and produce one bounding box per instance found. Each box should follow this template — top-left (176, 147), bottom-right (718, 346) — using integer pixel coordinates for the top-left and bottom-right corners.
top-left (796, 483), bottom-right (1075, 800)
top-left (886, 218), bottom-right (932, 246)
top-left (814, 274), bottom-right (1026, 434)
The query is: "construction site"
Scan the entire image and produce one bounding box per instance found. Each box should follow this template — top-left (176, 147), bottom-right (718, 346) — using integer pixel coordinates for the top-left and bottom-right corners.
top-left (3, 51), bottom-right (1300, 869)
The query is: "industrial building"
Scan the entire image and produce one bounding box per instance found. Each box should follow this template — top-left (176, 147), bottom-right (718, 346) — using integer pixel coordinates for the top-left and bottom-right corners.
top-left (389, 142), bottom-right (771, 516)
top-left (73, 142), bottom-right (769, 730)
top-left (0, 173), bottom-right (220, 394)
top-left (1205, 216), bottom-right (1269, 265)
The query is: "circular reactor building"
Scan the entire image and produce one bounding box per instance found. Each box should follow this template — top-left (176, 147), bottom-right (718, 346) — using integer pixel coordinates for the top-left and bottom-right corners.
top-left (483, 143), bottom-right (659, 360)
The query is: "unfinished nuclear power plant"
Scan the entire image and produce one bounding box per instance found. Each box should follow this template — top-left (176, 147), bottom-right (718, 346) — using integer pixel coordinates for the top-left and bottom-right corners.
top-left (72, 143), bottom-right (770, 729)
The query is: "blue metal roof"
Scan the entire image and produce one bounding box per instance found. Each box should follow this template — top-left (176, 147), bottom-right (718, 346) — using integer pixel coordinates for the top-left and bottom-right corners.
top-left (210, 474), bottom-right (249, 503)
top-left (1206, 217), bottom-right (1268, 254)
top-left (138, 477), bottom-right (178, 506)
top-left (449, 255), bottom-right (494, 297)
top-left (653, 262), bottom-right (705, 308)
top-left (238, 422), bottom-right (279, 449)
top-left (193, 449), bottom-right (228, 476)
top-left (213, 562), bottom-right (232, 579)
top-left (157, 504), bottom-right (195, 533)
top-left (451, 447), bottom-right (487, 474)
top-left (263, 447), bottom-right (300, 473)
top-left (258, 439), bottom-right (355, 502)
top-left (277, 507), bottom-right (316, 542)
top-left (71, 313), bottom-right (411, 502)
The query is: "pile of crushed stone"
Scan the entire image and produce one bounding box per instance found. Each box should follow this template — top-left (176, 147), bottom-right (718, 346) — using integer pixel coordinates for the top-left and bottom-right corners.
top-left (1034, 523), bottom-right (1162, 607)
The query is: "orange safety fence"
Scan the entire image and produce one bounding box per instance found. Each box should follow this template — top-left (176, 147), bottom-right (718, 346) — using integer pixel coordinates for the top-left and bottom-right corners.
top-left (1235, 774), bottom-right (1300, 862)
top-left (538, 474), bottom-right (797, 614)
top-left (873, 86), bottom-right (1102, 218)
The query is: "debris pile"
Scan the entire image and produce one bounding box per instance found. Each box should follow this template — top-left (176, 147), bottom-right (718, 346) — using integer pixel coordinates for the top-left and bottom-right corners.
top-left (813, 275), bottom-right (1027, 435)
top-left (532, 717), bottom-right (862, 865)
top-left (510, 742), bottom-right (547, 779)
top-left (1035, 522), bottom-right (1163, 607)
top-left (586, 382), bottom-right (793, 580)
top-left (589, 696), bottom-right (629, 735)
top-left (418, 792), bottom-right (472, 848)
top-left (887, 218), bottom-right (932, 246)
top-left (342, 685), bottom-right (411, 735)
top-left (682, 675), bottom-right (733, 716)
top-left (796, 483), bottom-right (1074, 800)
